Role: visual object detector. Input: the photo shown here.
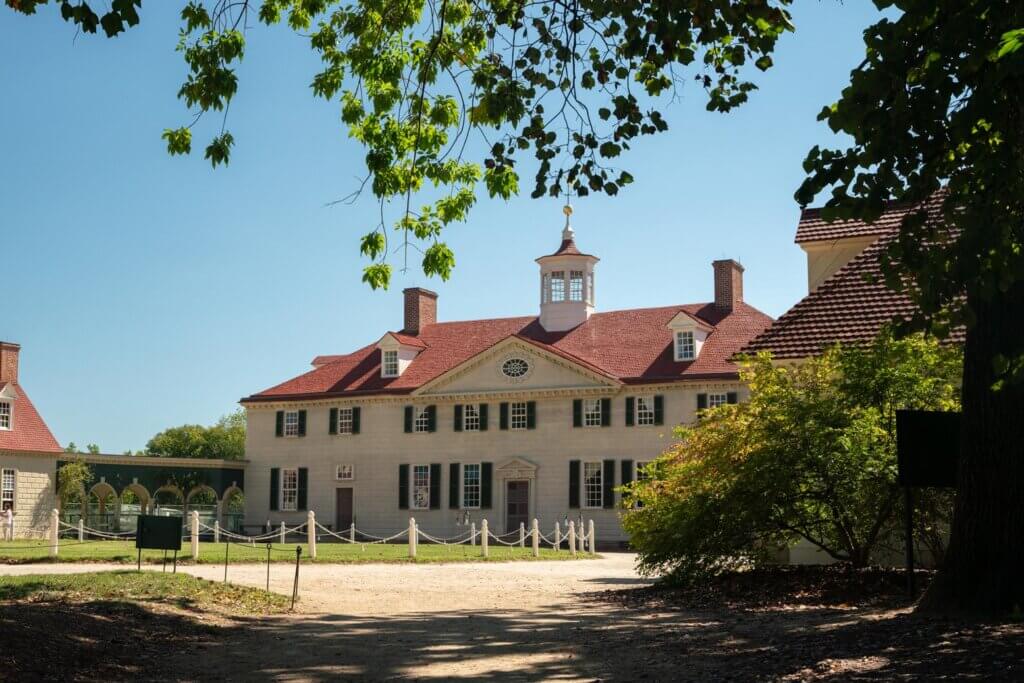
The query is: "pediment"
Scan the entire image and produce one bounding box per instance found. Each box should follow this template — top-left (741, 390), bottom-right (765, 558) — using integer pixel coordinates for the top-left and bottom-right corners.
top-left (414, 336), bottom-right (619, 397)
top-left (0, 384), bottom-right (17, 400)
top-left (666, 310), bottom-right (713, 332)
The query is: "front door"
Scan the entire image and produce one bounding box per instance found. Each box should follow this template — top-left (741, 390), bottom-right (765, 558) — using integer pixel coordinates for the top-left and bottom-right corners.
top-left (335, 488), bottom-right (353, 531)
top-left (506, 480), bottom-right (529, 534)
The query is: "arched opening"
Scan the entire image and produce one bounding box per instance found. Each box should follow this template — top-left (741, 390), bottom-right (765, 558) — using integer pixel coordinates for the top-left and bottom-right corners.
top-left (87, 482), bottom-right (119, 532)
top-left (185, 485), bottom-right (219, 531)
top-left (220, 486), bottom-right (245, 533)
top-left (59, 484), bottom-right (88, 529)
top-left (118, 484), bottom-right (150, 533)
top-left (152, 485), bottom-right (185, 519)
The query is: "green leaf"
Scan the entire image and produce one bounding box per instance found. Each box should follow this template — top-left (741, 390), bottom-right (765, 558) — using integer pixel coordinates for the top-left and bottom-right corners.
top-left (204, 132), bottom-right (234, 167)
top-left (162, 127), bottom-right (192, 156)
top-left (362, 264), bottom-right (392, 290)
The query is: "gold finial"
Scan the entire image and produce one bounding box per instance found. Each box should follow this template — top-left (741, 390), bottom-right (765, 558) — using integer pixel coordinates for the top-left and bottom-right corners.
top-left (562, 202), bottom-right (574, 239)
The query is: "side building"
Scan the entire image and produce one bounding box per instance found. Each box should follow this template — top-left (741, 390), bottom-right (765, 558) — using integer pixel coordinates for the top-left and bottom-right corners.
top-left (241, 212), bottom-right (773, 543)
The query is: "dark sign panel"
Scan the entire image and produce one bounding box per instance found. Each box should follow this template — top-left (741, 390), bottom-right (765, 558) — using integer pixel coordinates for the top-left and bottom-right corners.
top-left (136, 515), bottom-right (184, 551)
top-left (896, 410), bottom-right (960, 487)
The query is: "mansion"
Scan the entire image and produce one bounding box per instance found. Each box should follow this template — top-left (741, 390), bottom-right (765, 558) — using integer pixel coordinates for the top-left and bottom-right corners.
top-left (241, 210), bottom-right (773, 543)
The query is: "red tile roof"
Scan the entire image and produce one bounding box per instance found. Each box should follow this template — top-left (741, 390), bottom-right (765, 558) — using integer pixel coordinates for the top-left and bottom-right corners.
top-left (245, 303), bottom-right (773, 401)
top-left (744, 226), bottom-right (965, 360)
top-left (0, 383), bottom-right (62, 453)
top-left (387, 332), bottom-right (428, 349)
top-left (793, 193), bottom-right (949, 244)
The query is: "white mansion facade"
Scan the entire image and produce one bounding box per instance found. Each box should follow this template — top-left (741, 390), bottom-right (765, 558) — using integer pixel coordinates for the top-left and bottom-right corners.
top-left (241, 213), bottom-right (772, 543)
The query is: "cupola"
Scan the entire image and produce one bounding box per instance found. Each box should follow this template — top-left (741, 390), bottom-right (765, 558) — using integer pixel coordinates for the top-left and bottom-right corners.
top-left (536, 205), bottom-right (599, 332)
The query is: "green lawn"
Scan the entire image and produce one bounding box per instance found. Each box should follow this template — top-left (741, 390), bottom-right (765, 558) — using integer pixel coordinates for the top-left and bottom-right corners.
top-left (0, 570), bottom-right (290, 614)
top-left (0, 539), bottom-right (593, 564)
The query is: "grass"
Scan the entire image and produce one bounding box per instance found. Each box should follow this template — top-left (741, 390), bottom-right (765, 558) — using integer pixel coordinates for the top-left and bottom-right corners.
top-left (0, 570), bottom-right (290, 614)
top-left (0, 539), bottom-right (594, 565)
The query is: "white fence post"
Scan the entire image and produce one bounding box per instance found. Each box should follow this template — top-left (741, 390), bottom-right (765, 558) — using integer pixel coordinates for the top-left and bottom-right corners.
top-left (481, 519), bottom-right (489, 558)
top-left (279, 521), bottom-right (286, 545)
top-left (519, 522), bottom-right (525, 548)
top-left (307, 510), bottom-right (317, 560)
top-left (588, 519), bottom-right (596, 555)
top-left (191, 510), bottom-right (199, 560)
top-left (568, 520), bottom-right (577, 557)
top-left (213, 520), bottom-right (220, 544)
top-left (350, 522), bottom-right (356, 543)
top-left (77, 518), bottom-right (84, 542)
top-left (531, 518), bottom-right (539, 558)
top-left (408, 518), bottom-right (417, 558)
top-left (554, 522), bottom-right (560, 551)
top-left (50, 509), bottom-right (59, 557)
top-left (470, 522), bottom-right (476, 546)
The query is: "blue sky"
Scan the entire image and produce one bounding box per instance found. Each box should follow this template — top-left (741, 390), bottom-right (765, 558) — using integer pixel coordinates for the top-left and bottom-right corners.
top-left (1, 2), bottom-right (883, 452)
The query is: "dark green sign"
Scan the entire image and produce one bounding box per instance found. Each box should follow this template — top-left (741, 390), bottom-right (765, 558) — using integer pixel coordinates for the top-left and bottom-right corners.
top-left (136, 515), bottom-right (183, 551)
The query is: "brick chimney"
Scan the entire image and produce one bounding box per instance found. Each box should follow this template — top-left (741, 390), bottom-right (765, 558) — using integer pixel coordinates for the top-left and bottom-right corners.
top-left (712, 260), bottom-right (744, 312)
top-left (403, 287), bottom-right (438, 334)
top-left (0, 342), bottom-right (20, 384)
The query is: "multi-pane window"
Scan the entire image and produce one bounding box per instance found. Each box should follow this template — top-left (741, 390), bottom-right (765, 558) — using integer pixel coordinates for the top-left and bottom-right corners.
top-left (414, 407), bottom-right (432, 432)
top-left (569, 271), bottom-right (584, 301)
top-left (542, 274), bottom-right (551, 303)
top-left (587, 272), bottom-right (595, 304)
top-left (635, 461), bottom-right (651, 508)
top-left (675, 331), bottom-right (695, 361)
top-left (583, 399), bottom-right (602, 427)
top-left (412, 464), bottom-right (430, 509)
top-left (1, 469), bottom-right (14, 511)
top-left (336, 408), bottom-right (354, 434)
top-left (336, 464), bottom-right (354, 481)
top-left (382, 349), bottom-right (399, 377)
top-left (283, 410), bottom-right (300, 437)
top-left (280, 468), bottom-right (298, 511)
top-left (636, 397), bottom-right (656, 425)
top-left (583, 462), bottom-right (603, 508)
top-left (509, 402), bottom-right (528, 430)
top-left (550, 271), bottom-right (565, 302)
top-left (0, 401), bottom-right (10, 430)
top-left (462, 463), bottom-right (481, 509)
top-left (463, 404), bottom-right (481, 431)
top-left (708, 393), bottom-right (728, 408)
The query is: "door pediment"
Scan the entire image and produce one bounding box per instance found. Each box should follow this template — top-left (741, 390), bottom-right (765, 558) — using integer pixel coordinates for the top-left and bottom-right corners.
top-left (496, 457), bottom-right (538, 480)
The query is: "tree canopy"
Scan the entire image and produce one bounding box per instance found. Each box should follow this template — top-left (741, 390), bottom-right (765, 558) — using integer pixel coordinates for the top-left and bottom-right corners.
top-left (145, 409), bottom-right (246, 460)
top-left (624, 330), bottom-right (962, 583)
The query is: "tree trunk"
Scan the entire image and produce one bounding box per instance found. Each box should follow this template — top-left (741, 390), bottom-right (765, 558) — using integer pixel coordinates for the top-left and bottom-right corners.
top-left (919, 283), bottom-right (1024, 615)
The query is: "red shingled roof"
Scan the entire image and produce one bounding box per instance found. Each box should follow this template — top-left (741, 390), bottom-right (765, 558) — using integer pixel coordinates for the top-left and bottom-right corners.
top-left (0, 382), bottom-right (62, 453)
top-left (743, 230), bottom-right (965, 359)
top-left (245, 303), bottom-right (773, 401)
top-left (794, 193), bottom-right (946, 244)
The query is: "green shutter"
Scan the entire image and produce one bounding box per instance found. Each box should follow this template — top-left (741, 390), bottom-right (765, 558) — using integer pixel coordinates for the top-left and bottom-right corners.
top-left (429, 463), bottom-right (441, 509)
top-left (454, 404), bottom-right (463, 432)
top-left (297, 468), bottom-right (308, 510)
top-left (269, 468), bottom-right (280, 511)
top-left (697, 393), bottom-right (708, 413)
top-left (654, 396), bottom-right (664, 425)
top-left (398, 464), bottom-right (409, 509)
top-left (573, 399), bottom-right (582, 427)
top-left (275, 411), bottom-right (284, 437)
top-left (479, 403), bottom-right (489, 431)
top-left (727, 392), bottom-right (738, 404)
top-left (404, 406), bottom-right (413, 433)
top-left (499, 402), bottom-right (509, 430)
top-left (449, 463), bottom-right (460, 509)
top-left (329, 408), bottom-right (338, 435)
top-left (625, 397), bottom-right (635, 427)
top-left (351, 407), bottom-right (361, 434)
top-left (621, 459), bottom-right (634, 487)
top-left (481, 462), bottom-right (493, 509)
top-left (568, 461), bottom-right (580, 508)
top-left (427, 405), bottom-right (437, 432)
top-left (601, 398), bottom-right (611, 427)
top-left (527, 401), bottom-right (537, 429)
top-left (603, 459), bottom-right (615, 509)
top-left (298, 410), bottom-right (307, 436)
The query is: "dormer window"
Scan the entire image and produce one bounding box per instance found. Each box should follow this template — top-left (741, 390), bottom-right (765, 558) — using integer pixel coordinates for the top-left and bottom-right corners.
top-left (675, 331), bottom-right (695, 361)
top-left (382, 350), bottom-right (399, 377)
top-left (550, 271), bottom-right (565, 302)
top-left (0, 401), bottom-right (10, 430)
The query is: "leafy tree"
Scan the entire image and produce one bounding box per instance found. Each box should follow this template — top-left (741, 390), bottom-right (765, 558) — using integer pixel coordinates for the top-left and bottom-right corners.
top-left (623, 331), bottom-right (961, 583)
top-left (794, 2), bottom-right (1024, 615)
top-left (145, 409), bottom-right (245, 460)
top-left (63, 442), bottom-right (100, 454)
top-left (56, 458), bottom-right (94, 507)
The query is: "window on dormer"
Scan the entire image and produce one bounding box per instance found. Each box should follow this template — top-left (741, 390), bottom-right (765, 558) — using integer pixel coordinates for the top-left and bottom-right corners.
top-left (382, 349), bottom-right (399, 377)
top-left (550, 271), bottom-right (565, 302)
top-left (675, 331), bottom-right (695, 361)
top-left (542, 273), bottom-right (551, 303)
top-left (0, 401), bottom-right (10, 430)
top-left (569, 271), bottom-right (584, 301)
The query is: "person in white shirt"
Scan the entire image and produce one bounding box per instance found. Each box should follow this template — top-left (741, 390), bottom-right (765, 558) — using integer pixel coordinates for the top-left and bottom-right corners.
top-left (1, 506), bottom-right (12, 541)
